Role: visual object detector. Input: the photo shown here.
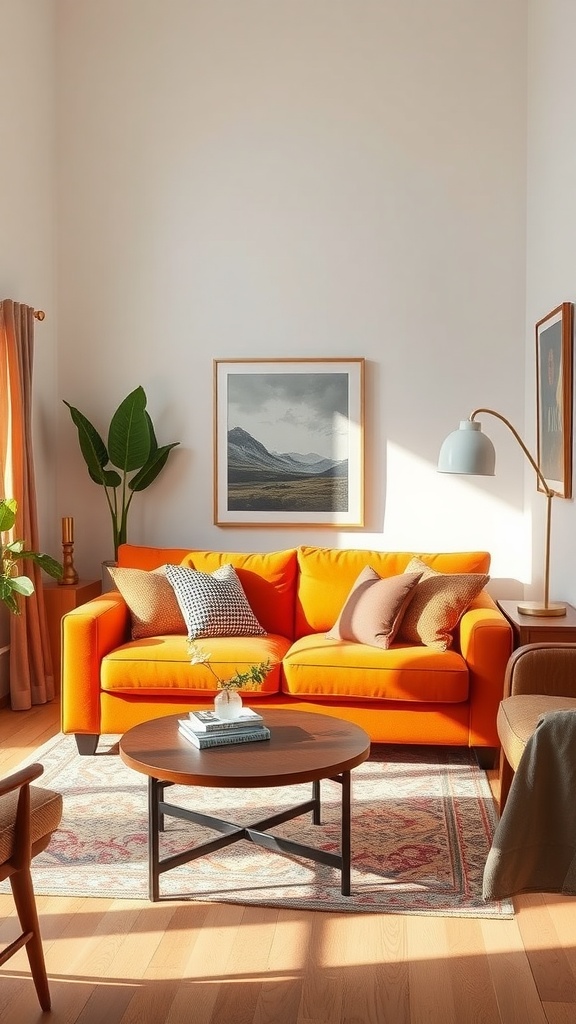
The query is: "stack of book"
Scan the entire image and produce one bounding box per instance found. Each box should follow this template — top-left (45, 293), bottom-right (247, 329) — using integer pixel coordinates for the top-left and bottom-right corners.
top-left (178, 707), bottom-right (271, 749)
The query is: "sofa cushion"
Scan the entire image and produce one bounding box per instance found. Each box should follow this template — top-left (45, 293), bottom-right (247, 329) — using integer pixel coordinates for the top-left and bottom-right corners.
top-left (283, 634), bottom-right (469, 703)
top-left (326, 566), bottom-right (423, 648)
top-left (397, 556), bottom-right (489, 652)
top-left (106, 564), bottom-right (186, 639)
top-left (100, 634), bottom-right (288, 696)
top-left (165, 563), bottom-right (266, 639)
top-left (295, 546), bottom-right (491, 638)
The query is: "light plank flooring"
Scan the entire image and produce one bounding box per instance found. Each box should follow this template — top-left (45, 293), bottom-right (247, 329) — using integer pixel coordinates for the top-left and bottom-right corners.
top-left (1, 701), bottom-right (575, 1023)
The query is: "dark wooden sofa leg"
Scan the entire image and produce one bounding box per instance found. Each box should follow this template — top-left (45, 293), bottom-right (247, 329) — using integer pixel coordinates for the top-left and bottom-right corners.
top-left (75, 734), bottom-right (99, 755)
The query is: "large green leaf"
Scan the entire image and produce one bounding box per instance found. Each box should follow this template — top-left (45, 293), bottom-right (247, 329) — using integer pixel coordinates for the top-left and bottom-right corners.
top-left (129, 442), bottom-right (180, 492)
top-left (0, 498), bottom-right (17, 532)
top-left (0, 581), bottom-right (19, 614)
top-left (9, 575), bottom-right (35, 598)
top-left (63, 402), bottom-right (109, 484)
top-left (21, 551), bottom-right (63, 580)
top-left (108, 386), bottom-right (151, 473)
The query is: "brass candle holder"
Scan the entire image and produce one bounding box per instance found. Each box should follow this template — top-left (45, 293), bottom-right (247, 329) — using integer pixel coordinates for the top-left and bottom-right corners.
top-left (59, 516), bottom-right (79, 586)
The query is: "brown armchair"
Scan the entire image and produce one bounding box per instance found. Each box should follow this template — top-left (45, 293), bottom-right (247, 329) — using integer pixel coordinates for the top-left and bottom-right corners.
top-left (0, 763), bottom-right (63, 1011)
top-left (497, 643), bottom-right (576, 813)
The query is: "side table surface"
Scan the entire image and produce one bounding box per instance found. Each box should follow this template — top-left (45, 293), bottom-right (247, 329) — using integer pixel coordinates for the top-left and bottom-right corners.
top-left (497, 599), bottom-right (576, 648)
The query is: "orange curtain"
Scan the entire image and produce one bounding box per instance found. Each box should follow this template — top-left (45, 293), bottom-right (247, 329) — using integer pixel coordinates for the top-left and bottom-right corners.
top-left (0, 299), bottom-right (54, 708)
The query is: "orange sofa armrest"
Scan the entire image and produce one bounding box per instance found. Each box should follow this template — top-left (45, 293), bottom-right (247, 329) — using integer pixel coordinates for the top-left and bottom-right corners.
top-left (457, 593), bottom-right (513, 747)
top-left (61, 592), bottom-right (130, 736)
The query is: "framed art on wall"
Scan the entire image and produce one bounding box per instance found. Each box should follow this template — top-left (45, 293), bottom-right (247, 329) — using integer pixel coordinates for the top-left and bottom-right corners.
top-left (214, 358), bottom-right (365, 526)
top-left (535, 302), bottom-right (573, 499)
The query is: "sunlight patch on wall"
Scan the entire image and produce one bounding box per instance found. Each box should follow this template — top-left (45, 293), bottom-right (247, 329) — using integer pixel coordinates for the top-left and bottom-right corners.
top-left (381, 445), bottom-right (531, 583)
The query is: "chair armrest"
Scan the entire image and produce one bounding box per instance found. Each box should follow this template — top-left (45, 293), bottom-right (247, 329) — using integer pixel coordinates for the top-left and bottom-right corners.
top-left (61, 592), bottom-right (130, 736)
top-left (458, 593), bottom-right (513, 746)
top-left (504, 642), bottom-right (576, 698)
top-left (0, 763), bottom-right (43, 797)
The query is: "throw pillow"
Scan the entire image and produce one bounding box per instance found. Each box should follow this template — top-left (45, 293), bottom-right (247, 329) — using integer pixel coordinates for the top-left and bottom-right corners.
top-left (326, 566), bottom-right (424, 649)
top-left (397, 556), bottom-right (489, 651)
top-left (107, 564), bottom-right (186, 640)
top-left (165, 562), bottom-right (266, 639)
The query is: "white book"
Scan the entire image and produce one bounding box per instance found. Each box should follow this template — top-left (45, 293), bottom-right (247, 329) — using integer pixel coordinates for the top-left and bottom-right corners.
top-left (188, 707), bottom-right (264, 733)
top-left (178, 721), bottom-right (271, 749)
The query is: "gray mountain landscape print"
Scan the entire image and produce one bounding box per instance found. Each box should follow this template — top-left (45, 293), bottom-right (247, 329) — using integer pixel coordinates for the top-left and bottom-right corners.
top-left (226, 372), bottom-right (349, 513)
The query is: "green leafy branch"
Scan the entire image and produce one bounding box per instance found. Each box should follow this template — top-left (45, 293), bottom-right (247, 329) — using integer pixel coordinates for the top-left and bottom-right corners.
top-left (187, 640), bottom-right (272, 690)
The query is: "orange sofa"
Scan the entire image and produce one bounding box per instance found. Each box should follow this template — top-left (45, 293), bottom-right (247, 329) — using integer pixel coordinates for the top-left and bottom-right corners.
top-left (61, 544), bottom-right (513, 755)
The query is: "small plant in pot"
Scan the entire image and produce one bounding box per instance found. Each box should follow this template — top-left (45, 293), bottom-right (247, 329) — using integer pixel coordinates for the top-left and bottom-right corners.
top-left (64, 385), bottom-right (180, 561)
top-left (188, 641), bottom-right (272, 719)
top-left (0, 498), bottom-right (63, 613)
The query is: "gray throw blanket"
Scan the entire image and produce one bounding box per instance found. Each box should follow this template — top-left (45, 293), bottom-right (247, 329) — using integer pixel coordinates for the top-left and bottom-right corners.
top-left (483, 709), bottom-right (576, 901)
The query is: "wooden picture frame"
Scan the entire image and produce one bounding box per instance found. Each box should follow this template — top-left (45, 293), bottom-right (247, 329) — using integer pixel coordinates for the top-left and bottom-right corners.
top-left (535, 302), bottom-right (573, 498)
top-left (214, 358), bottom-right (364, 526)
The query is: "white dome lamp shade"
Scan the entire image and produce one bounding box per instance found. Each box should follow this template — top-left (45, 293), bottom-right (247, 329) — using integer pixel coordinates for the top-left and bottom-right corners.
top-left (438, 419), bottom-right (496, 476)
top-left (437, 408), bottom-right (565, 618)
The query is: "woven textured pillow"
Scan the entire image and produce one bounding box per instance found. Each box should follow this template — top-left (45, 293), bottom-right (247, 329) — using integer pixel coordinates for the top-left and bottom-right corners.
top-left (326, 566), bottom-right (423, 649)
top-left (397, 556), bottom-right (489, 651)
top-left (165, 563), bottom-right (266, 639)
top-left (107, 564), bottom-right (186, 639)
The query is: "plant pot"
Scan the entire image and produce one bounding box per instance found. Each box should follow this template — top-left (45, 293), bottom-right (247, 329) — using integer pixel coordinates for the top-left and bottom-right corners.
top-left (101, 560), bottom-right (118, 594)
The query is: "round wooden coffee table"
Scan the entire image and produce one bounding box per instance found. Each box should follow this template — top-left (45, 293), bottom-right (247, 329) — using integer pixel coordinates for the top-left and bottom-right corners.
top-left (119, 708), bottom-right (371, 901)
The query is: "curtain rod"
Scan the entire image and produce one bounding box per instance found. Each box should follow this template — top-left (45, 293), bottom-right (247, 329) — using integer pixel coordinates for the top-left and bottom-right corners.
top-left (34, 309), bottom-right (45, 321)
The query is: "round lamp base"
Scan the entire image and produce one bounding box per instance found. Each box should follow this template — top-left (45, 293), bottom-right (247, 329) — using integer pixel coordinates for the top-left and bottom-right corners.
top-left (516, 601), bottom-right (566, 618)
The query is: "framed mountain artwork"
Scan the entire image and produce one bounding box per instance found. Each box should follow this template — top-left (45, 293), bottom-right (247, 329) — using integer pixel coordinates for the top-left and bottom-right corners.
top-left (214, 358), bottom-right (365, 526)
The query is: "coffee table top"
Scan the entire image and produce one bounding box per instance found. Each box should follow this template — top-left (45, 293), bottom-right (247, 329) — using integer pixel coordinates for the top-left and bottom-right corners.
top-left (119, 709), bottom-right (371, 788)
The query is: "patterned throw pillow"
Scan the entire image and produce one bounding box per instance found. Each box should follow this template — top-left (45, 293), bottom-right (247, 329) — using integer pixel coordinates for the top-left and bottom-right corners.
top-left (107, 564), bottom-right (186, 639)
top-left (397, 556), bottom-right (489, 651)
top-left (165, 563), bottom-right (266, 639)
top-left (326, 566), bottom-right (423, 649)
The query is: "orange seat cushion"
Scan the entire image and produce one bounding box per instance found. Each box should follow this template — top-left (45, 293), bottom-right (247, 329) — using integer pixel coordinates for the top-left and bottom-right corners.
top-left (101, 634), bottom-right (289, 697)
top-left (283, 634), bottom-right (469, 703)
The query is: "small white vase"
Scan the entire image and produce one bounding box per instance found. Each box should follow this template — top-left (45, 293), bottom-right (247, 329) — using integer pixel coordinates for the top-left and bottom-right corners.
top-left (214, 689), bottom-right (243, 720)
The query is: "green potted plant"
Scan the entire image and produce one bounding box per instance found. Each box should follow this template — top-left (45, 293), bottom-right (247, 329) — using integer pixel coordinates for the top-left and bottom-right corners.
top-left (64, 385), bottom-right (180, 561)
top-left (0, 498), bottom-right (63, 613)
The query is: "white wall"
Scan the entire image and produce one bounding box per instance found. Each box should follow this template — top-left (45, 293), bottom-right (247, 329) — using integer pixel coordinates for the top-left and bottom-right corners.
top-left (0, 0), bottom-right (56, 697)
top-left (525, 0), bottom-right (576, 608)
top-left (54, 0), bottom-right (529, 586)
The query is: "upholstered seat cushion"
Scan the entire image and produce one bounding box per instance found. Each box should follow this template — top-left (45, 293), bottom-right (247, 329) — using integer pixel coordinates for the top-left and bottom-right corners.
top-left (101, 634), bottom-right (289, 696)
top-left (498, 694), bottom-right (576, 772)
top-left (283, 634), bottom-right (470, 703)
top-left (0, 785), bottom-right (63, 864)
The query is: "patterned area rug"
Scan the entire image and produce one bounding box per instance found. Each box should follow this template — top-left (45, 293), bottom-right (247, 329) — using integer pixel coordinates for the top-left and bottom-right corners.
top-left (9, 733), bottom-right (512, 918)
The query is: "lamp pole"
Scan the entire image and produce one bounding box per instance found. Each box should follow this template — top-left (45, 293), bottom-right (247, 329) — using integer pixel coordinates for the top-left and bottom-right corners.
top-left (469, 409), bottom-right (563, 617)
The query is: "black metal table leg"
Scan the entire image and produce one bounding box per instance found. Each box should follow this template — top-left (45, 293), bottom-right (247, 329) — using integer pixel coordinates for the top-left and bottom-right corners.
top-left (312, 779), bottom-right (321, 824)
top-left (148, 777), bottom-right (160, 902)
top-left (341, 770), bottom-right (351, 896)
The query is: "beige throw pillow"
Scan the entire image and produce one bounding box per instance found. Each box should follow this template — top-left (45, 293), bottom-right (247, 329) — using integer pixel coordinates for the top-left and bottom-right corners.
top-left (397, 556), bottom-right (489, 651)
top-left (107, 564), bottom-right (186, 639)
top-left (326, 566), bottom-right (423, 649)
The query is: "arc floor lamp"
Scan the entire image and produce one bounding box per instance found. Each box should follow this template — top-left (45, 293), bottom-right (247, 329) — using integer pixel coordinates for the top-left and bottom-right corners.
top-left (438, 407), bottom-right (566, 617)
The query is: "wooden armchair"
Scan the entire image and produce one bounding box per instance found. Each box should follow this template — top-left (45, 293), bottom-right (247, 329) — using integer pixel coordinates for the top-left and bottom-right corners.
top-left (0, 763), bottom-right (63, 1011)
top-left (497, 643), bottom-right (576, 814)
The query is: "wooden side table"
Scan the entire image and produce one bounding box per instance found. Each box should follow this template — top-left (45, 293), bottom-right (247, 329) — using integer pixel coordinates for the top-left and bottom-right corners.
top-left (43, 579), bottom-right (102, 691)
top-left (497, 600), bottom-right (576, 648)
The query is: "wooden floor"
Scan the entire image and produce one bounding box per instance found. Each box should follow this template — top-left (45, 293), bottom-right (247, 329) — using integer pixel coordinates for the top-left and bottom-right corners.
top-left (1, 703), bottom-right (575, 1023)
